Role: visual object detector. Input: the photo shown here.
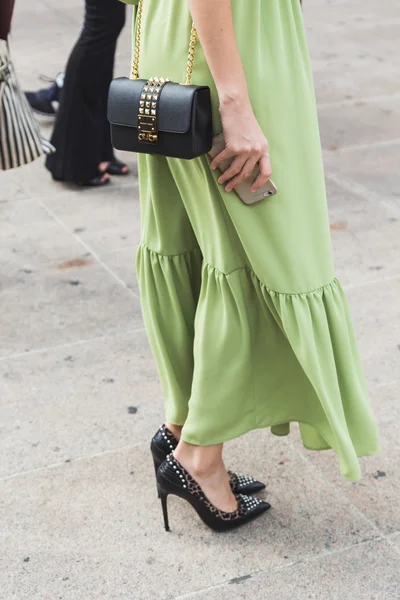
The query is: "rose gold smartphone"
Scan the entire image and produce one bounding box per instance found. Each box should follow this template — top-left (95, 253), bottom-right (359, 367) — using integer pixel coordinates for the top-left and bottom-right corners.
top-left (208, 133), bottom-right (277, 205)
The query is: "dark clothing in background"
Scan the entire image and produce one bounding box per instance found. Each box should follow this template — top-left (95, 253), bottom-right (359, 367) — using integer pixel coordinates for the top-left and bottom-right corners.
top-left (0, 0), bottom-right (15, 40)
top-left (46, 0), bottom-right (125, 183)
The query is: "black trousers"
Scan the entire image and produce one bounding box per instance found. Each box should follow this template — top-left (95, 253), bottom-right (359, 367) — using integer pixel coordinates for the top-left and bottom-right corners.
top-left (46, 0), bottom-right (125, 183)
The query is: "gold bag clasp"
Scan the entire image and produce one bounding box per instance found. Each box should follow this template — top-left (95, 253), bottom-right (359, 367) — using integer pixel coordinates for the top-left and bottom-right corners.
top-left (137, 77), bottom-right (168, 145)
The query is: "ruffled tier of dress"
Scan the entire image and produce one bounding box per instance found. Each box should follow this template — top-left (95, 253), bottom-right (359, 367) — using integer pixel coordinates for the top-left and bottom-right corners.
top-left (137, 244), bottom-right (380, 481)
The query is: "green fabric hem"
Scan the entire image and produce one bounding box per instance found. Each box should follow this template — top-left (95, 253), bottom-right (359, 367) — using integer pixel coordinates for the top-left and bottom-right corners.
top-left (165, 415), bottom-right (187, 428)
top-left (302, 443), bottom-right (332, 452)
top-left (181, 418), bottom-right (380, 482)
top-left (181, 418), bottom-right (335, 450)
top-left (165, 416), bottom-right (357, 452)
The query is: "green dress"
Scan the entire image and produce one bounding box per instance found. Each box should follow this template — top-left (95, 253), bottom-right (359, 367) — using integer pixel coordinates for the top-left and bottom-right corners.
top-left (124, 0), bottom-right (380, 481)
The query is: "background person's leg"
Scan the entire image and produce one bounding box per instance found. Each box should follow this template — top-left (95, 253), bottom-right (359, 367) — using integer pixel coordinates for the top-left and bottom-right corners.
top-left (45, 0), bottom-right (125, 183)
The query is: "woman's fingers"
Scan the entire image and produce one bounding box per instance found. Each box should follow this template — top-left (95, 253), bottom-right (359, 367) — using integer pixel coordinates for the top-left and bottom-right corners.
top-left (210, 147), bottom-right (236, 171)
top-left (224, 156), bottom-right (259, 192)
top-left (218, 155), bottom-right (247, 186)
top-left (250, 154), bottom-right (272, 192)
top-left (211, 134), bottom-right (272, 194)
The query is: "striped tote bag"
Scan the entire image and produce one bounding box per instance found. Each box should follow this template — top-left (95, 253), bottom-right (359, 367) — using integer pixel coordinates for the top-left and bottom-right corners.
top-left (0, 42), bottom-right (54, 171)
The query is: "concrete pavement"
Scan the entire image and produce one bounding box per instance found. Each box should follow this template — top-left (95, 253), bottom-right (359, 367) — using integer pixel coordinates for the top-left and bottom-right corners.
top-left (1, 0), bottom-right (400, 598)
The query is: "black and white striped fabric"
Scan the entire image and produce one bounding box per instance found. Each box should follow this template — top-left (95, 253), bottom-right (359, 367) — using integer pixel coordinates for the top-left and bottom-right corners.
top-left (0, 42), bottom-right (54, 171)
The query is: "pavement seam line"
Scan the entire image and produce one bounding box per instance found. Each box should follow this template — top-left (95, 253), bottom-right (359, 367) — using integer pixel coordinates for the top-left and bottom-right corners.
top-left (317, 91), bottom-right (400, 110)
top-left (41, 0), bottom-right (82, 25)
top-left (343, 274), bottom-right (400, 292)
top-left (0, 440), bottom-right (148, 482)
top-left (386, 536), bottom-right (400, 556)
top-left (168, 536), bottom-right (385, 600)
top-left (372, 378), bottom-right (400, 390)
top-left (323, 137), bottom-right (400, 154)
top-left (325, 172), bottom-right (399, 212)
top-left (0, 327), bottom-right (146, 362)
top-left (37, 199), bottom-right (141, 300)
top-left (381, 200), bottom-right (400, 216)
top-left (103, 244), bottom-right (138, 255)
top-left (288, 443), bottom-right (390, 543)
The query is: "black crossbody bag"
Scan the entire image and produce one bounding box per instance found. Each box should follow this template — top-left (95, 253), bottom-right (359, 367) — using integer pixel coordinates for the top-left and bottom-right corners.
top-left (107, 0), bottom-right (213, 160)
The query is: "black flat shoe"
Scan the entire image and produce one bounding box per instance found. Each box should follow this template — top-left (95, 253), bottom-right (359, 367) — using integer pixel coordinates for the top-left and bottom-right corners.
top-left (157, 454), bottom-right (271, 532)
top-left (151, 424), bottom-right (266, 495)
top-left (78, 169), bottom-right (110, 187)
top-left (51, 171), bottom-right (110, 186)
top-left (106, 158), bottom-right (129, 176)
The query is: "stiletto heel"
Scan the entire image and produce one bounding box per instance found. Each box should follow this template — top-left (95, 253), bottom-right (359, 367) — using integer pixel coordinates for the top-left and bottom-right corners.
top-left (153, 454), bottom-right (161, 477)
top-left (159, 487), bottom-right (170, 532)
top-left (156, 454), bottom-right (271, 533)
top-left (150, 424), bottom-right (266, 495)
top-left (153, 454), bottom-right (163, 498)
top-left (151, 435), bottom-right (169, 498)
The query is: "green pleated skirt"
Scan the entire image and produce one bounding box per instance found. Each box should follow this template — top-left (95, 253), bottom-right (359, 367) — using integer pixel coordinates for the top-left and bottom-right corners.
top-left (132, 0), bottom-right (380, 481)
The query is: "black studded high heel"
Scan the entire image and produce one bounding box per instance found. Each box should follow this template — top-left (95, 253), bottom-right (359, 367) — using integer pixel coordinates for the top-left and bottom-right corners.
top-left (157, 454), bottom-right (271, 532)
top-left (151, 424), bottom-right (266, 496)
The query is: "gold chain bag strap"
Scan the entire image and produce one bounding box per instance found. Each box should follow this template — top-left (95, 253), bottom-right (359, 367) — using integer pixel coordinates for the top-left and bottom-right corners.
top-left (107, 0), bottom-right (213, 159)
top-left (131, 0), bottom-right (197, 85)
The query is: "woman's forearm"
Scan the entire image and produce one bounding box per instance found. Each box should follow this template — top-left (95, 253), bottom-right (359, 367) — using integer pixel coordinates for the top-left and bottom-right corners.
top-left (186, 0), bottom-right (249, 107)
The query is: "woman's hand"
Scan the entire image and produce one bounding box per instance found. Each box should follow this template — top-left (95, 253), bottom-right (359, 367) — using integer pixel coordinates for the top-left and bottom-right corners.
top-left (211, 94), bottom-right (272, 193)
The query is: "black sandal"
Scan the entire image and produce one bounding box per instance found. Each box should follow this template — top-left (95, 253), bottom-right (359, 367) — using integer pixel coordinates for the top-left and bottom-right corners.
top-left (78, 169), bottom-right (110, 187)
top-left (106, 158), bottom-right (129, 176)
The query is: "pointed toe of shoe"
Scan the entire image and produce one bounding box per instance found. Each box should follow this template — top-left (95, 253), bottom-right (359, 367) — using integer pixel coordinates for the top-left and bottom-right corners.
top-left (257, 499), bottom-right (271, 513)
top-left (229, 472), bottom-right (267, 495)
top-left (242, 480), bottom-right (267, 494)
top-left (246, 498), bottom-right (271, 522)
